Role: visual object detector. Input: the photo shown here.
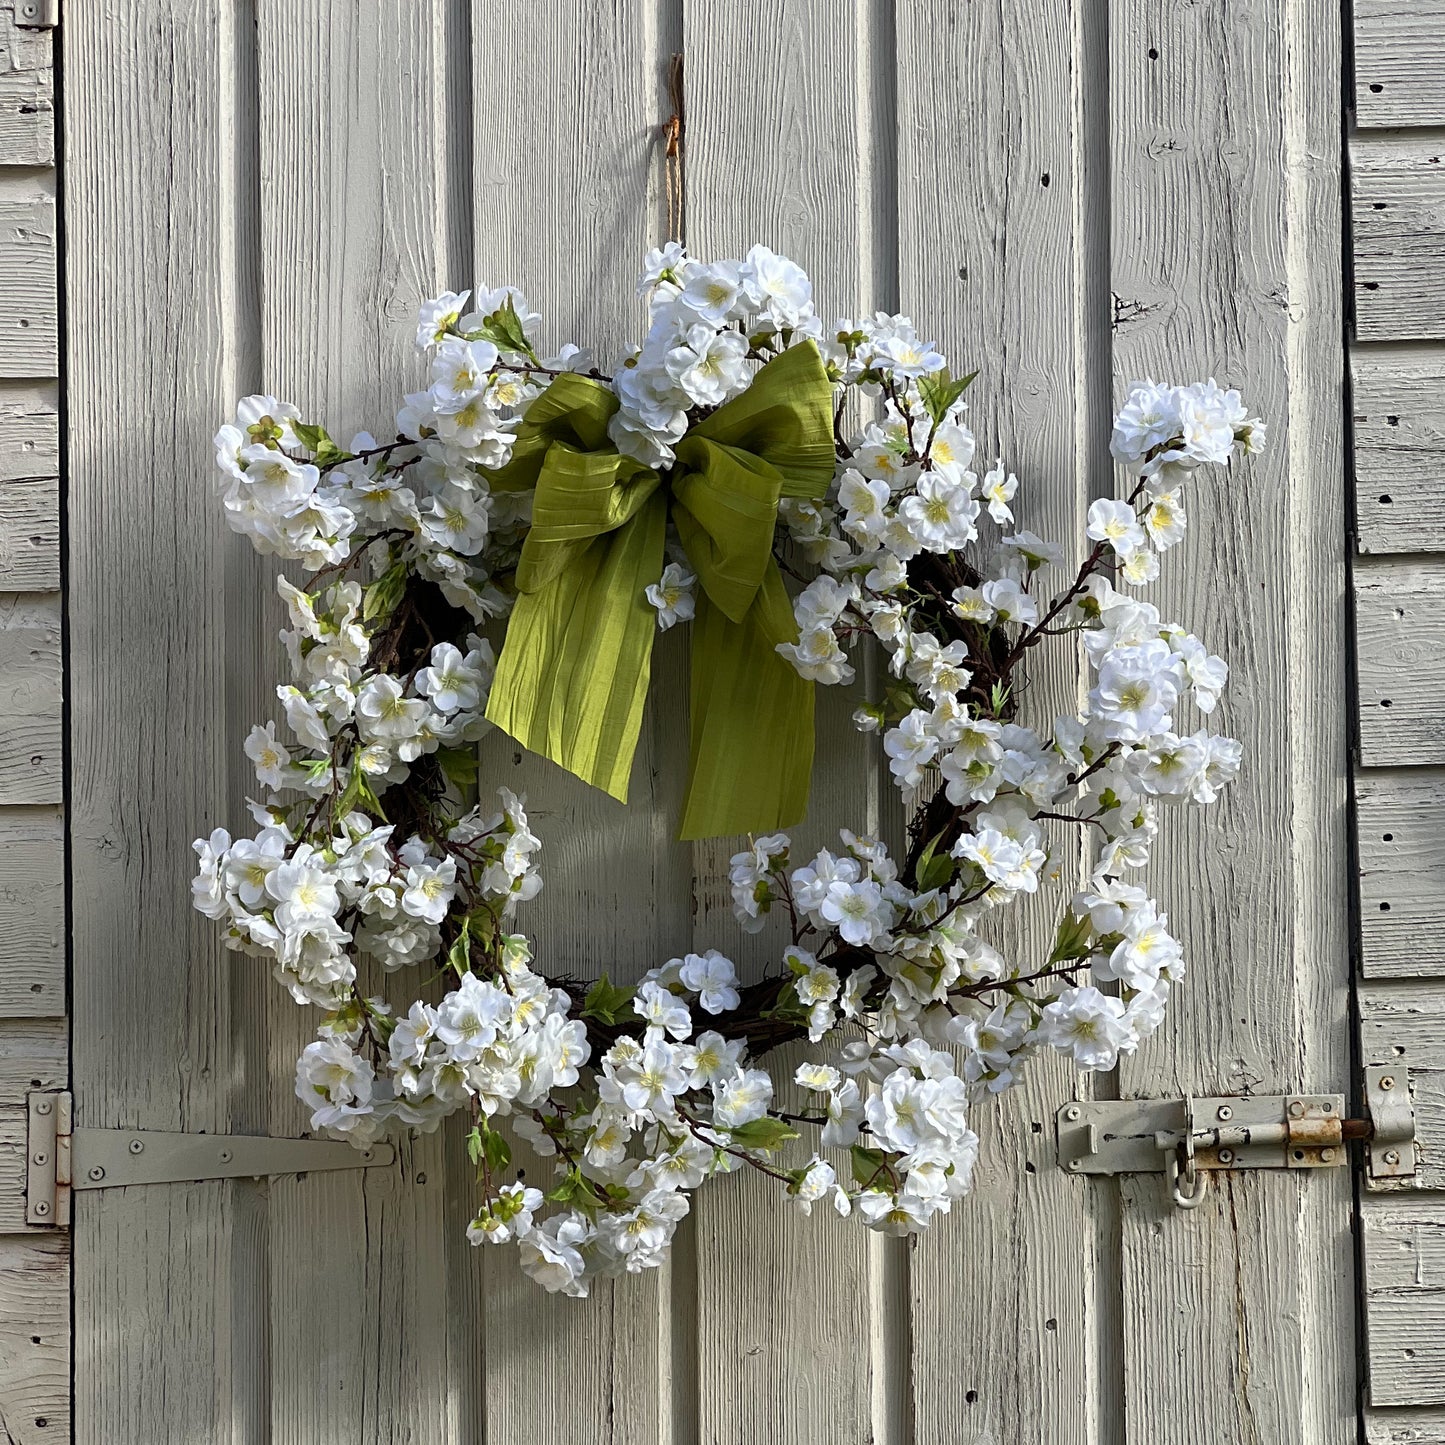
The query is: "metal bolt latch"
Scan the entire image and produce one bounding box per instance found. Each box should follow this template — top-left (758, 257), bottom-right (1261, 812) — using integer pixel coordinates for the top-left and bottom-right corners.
top-left (1056, 1074), bottom-right (1419, 1208)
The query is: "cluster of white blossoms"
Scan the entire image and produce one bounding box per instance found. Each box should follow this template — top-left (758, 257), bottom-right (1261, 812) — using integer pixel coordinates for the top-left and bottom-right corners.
top-left (193, 246), bottom-right (1259, 1296)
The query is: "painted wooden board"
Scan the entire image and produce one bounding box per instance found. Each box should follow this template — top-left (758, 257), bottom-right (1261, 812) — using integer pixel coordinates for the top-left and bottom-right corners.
top-left (1356, 771), bottom-right (1445, 978)
top-left (893, 0), bottom-right (1113, 1438)
top-left (682, 5), bottom-right (896, 1439)
top-left (1110, 3), bottom-right (1354, 1443)
top-left (1364, 1196), bottom-right (1445, 1406)
top-left (0, 594), bottom-right (59, 805)
top-left (1353, 348), bottom-right (1445, 555)
top-left (0, 808), bottom-right (62, 1015)
top-left (0, 1233), bottom-right (67, 1445)
top-left (467, 4), bottom-right (690, 1441)
top-left (1353, 139), bottom-right (1445, 344)
top-left (0, 2), bottom-right (51, 166)
top-left (1356, 561), bottom-right (1445, 766)
top-left (67, 4), bottom-right (260, 1441)
top-left (1360, 982), bottom-right (1445, 1192)
top-left (0, 182), bottom-right (55, 378)
top-left (254, 5), bottom-right (471, 1440)
top-left (1367, 1411), bottom-right (1445, 1445)
top-left (1355, 0), bottom-right (1445, 128)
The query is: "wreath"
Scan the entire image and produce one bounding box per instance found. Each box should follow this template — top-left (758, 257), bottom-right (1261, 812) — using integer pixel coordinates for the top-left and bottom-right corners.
top-left (193, 243), bottom-right (1259, 1297)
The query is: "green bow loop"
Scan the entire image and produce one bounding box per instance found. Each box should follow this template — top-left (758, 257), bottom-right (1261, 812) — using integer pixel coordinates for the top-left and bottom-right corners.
top-left (483, 341), bottom-right (836, 840)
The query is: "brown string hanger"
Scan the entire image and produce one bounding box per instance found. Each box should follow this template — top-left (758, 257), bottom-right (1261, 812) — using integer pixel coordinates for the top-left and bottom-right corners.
top-left (664, 53), bottom-right (685, 245)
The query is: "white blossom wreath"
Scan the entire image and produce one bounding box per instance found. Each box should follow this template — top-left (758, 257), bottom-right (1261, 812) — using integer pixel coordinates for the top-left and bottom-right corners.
top-left (193, 243), bottom-right (1259, 1298)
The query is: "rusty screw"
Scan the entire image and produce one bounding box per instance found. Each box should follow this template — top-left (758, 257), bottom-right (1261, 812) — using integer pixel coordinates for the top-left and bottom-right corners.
top-left (1381, 1077), bottom-right (1395, 1091)
top-left (1321, 1148), bottom-right (1336, 1163)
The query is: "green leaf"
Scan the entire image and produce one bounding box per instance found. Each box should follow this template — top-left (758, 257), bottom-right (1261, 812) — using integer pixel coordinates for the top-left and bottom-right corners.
top-left (436, 745), bottom-right (480, 787)
top-left (361, 561), bottom-right (408, 623)
top-left (1048, 910), bottom-right (1095, 965)
top-left (290, 420), bottom-right (350, 468)
top-left (447, 918), bottom-right (472, 977)
top-left (917, 850), bottom-right (955, 895)
top-left (465, 1125), bottom-right (483, 1167)
top-left (727, 1117), bottom-right (800, 1154)
top-left (759, 980), bottom-right (808, 1024)
top-left (850, 1144), bottom-right (888, 1187)
top-left (471, 295), bottom-right (538, 363)
top-left (481, 1126), bottom-right (511, 1175)
top-left (913, 828), bottom-right (954, 893)
top-left (546, 1167), bottom-right (606, 1210)
top-left (918, 367), bottom-right (979, 427)
top-left (581, 974), bottom-right (636, 1027)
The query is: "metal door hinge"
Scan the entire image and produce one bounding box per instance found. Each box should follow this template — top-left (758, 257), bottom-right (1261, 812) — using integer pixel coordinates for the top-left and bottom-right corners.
top-left (15, 0), bottom-right (58, 28)
top-left (1055, 1081), bottom-right (1416, 1210)
top-left (25, 1092), bottom-right (394, 1228)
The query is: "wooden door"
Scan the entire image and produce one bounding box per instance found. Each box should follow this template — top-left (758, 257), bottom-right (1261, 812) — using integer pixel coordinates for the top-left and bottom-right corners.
top-left (50, 2), bottom-right (1357, 1441)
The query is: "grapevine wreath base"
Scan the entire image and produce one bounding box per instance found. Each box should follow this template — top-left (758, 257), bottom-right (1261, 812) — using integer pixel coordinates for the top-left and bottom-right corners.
top-left (193, 243), bottom-right (1258, 1296)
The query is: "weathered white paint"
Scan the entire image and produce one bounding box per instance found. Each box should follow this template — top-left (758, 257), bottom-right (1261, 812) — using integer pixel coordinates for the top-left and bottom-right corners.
top-left (1352, 137), bottom-right (1445, 343)
top-left (0, 6), bottom-right (64, 1441)
top-left (1353, 349), bottom-right (1445, 555)
top-left (1355, 561), bottom-right (1445, 766)
top-left (1111, 4), bottom-right (1353, 1442)
top-left (1350, 0), bottom-right (1445, 1422)
top-left (1355, 0), bottom-right (1445, 127)
top-left (51, 0), bottom-right (1361, 1441)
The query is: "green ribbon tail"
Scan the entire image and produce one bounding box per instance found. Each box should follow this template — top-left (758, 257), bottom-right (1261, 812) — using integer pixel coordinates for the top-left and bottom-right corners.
top-left (485, 442), bottom-right (667, 803)
top-left (679, 563), bottom-right (814, 841)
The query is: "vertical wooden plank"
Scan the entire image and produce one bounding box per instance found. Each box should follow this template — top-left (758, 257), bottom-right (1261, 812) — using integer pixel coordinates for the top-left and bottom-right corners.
top-left (253, 3), bottom-right (469, 1439)
top-left (682, 4), bottom-right (891, 1440)
top-left (893, 1), bottom-right (1114, 1440)
top-left (1109, 2), bottom-right (1352, 1441)
top-left (67, 4), bottom-right (252, 1439)
top-left (469, 5), bottom-right (691, 1443)
top-left (0, 4), bottom-right (66, 1439)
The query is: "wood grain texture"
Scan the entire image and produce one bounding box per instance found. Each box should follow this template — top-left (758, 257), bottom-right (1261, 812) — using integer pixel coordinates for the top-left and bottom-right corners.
top-left (0, 1233), bottom-right (67, 1444)
top-left (893, 1), bottom-right (1112, 1440)
top-left (1110, 2), bottom-right (1353, 1443)
top-left (67, 4), bottom-right (255, 1441)
top-left (1353, 348), bottom-right (1445, 555)
top-left (470, 5), bottom-right (690, 1440)
top-left (1353, 138), bottom-right (1445, 344)
top-left (1356, 771), bottom-right (1445, 977)
top-left (0, 2), bottom-right (51, 166)
top-left (1360, 982), bottom-right (1445, 1191)
top-left (1364, 1197), bottom-right (1445, 1406)
top-left (0, 180), bottom-right (55, 377)
top-left (255, 4), bottom-right (472, 1441)
top-left (0, 384), bottom-right (56, 483)
top-left (0, 474), bottom-right (56, 590)
top-left (0, 594), bottom-right (59, 804)
top-left (0, 808), bottom-right (62, 1016)
top-left (1369, 1409), bottom-right (1445, 1444)
top-left (1355, 0), bottom-right (1445, 128)
top-left (1355, 561), bottom-right (1445, 765)
top-left (683, 4), bottom-right (894, 1440)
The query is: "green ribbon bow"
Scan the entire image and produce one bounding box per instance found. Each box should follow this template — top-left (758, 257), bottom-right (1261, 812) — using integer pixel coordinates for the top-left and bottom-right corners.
top-left (483, 341), bottom-right (836, 840)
